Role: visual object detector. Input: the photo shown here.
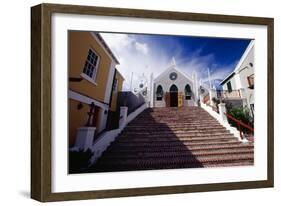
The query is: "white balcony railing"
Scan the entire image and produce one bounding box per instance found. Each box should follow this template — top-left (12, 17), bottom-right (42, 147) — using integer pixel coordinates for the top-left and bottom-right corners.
top-left (217, 90), bottom-right (242, 99)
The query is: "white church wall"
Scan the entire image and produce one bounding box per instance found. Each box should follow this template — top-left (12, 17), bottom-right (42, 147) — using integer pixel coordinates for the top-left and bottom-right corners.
top-left (154, 98), bottom-right (166, 107)
top-left (184, 99), bottom-right (195, 106)
top-left (154, 67), bottom-right (195, 107)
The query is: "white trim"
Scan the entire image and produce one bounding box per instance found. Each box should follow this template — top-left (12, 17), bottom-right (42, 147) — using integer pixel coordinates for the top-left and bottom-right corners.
top-left (69, 90), bottom-right (109, 110)
top-left (80, 73), bottom-right (98, 85)
top-left (237, 66), bottom-right (249, 74)
top-left (116, 70), bottom-right (125, 81)
top-left (234, 40), bottom-right (255, 73)
top-left (90, 32), bottom-right (119, 65)
top-left (104, 61), bottom-right (116, 103)
top-left (154, 65), bottom-right (194, 83)
top-left (220, 72), bottom-right (235, 86)
top-left (92, 51), bottom-right (100, 82)
top-left (90, 128), bottom-right (121, 164)
top-left (126, 103), bottom-right (148, 125)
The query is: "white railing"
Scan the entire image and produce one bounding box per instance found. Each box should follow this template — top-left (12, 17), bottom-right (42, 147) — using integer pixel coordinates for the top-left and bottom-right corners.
top-left (90, 128), bottom-right (120, 164)
top-left (72, 103), bottom-right (148, 164)
top-left (201, 103), bottom-right (248, 142)
top-left (126, 103), bottom-right (147, 125)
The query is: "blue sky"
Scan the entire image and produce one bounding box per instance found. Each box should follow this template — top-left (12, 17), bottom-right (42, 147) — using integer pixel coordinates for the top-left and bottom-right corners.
top-left (100, 32), bottom-right (251, 90)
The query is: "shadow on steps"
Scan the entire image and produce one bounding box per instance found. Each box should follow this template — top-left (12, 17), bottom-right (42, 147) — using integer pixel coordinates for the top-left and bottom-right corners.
top-left (86, 108), bottom-right (204, 173)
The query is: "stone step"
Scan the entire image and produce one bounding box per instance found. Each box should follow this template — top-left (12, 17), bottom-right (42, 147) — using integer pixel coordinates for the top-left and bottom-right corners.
top-left (130, 121), bottom-right (222, 126)
top-left (125, 125), bottom-right (225, 130)
top-left (123, 127), bottom-right (227, 132)
top-left (108, 142), bottom-right (253, 153)
top-left (201, 161), bottom-right (254, 168)
top-left (112, 139), bottom-right (238, 147)
top-left (90, 160), bottom-right (254, 172)
top-left (131, 116), bottom-right (217, 119)
top-left (94, 153), bottom-right (254, 168)
top-left (132, 117), bottom-right (216, 120)
top-left (137, 117), bottom-right (212, 119)
top-left (121, 132), bottom-right (234, 138)
top-left (122, 128), bottom-right (230, 135)
top-left (101, 148), bottom-right (254, 160)
top-left (87, 106), bottom-right (254, 173)
top-left (116, 136), bottom-right (237, 143)
top-left (120, 131), bottom-right (232, 138)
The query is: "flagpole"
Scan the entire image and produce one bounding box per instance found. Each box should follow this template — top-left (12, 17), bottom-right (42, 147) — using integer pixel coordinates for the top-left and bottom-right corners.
top-left (208, 67), bottom-right (212, 89)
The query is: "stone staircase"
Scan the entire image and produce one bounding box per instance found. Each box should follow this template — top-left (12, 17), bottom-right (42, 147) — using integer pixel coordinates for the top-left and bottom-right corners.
top-left (89, 106), bottom-right (254, 172)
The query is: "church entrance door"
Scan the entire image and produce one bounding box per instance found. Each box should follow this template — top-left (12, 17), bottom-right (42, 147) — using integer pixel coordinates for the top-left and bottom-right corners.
top-left (169, 84), bottom-right (178, 107)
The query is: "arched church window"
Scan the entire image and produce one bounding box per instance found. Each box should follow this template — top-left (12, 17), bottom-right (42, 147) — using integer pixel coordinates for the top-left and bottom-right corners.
top-left (156, 85), bottom-right (164, 101)
top-left (185, 84), bottom-right (192, 100)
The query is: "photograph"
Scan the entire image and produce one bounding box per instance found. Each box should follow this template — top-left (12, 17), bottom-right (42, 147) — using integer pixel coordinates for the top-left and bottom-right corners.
top-left (68, 31), bottom-right (255, 174)
top-left (30, 3), bottom-right (273, 201)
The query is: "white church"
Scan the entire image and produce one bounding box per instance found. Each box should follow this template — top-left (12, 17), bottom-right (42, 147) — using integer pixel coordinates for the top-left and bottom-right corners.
top-left (149, 59), bottom-right (201, 108)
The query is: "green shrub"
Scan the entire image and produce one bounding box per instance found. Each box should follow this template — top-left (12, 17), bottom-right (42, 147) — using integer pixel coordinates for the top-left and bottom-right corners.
top-left (227, 106), bottom-right (254, 132)
top-left (69, 149), bottom-right (93, 174)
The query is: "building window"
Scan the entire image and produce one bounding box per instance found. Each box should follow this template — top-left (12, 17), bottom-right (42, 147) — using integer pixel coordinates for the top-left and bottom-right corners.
top-left (185, 84), bottom-right (192, 100)
top-left (83, 48), bottom-right (99, 81)
top-left (247, 74), bottom-right (254, 89)
top-left (156, 85), bottom-right (164, 101)
top-left (227, 81), bottom-right (232, 92)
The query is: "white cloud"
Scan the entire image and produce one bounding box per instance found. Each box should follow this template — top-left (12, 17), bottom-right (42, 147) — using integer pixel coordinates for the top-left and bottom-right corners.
top-left (101, 33), bottom-right (170, 90)
top-left (135, 42), bottom-right (149, 55)
top-left (176, 53), bottom-right (215, 77)
top-left (100, 32), bottom-right (237, 91)
top-left (101, 33), bottom-right (133, 51)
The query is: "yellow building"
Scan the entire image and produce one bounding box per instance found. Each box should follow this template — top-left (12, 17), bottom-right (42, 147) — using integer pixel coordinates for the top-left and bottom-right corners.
top-left (68, 31), bottom-right (124, 147)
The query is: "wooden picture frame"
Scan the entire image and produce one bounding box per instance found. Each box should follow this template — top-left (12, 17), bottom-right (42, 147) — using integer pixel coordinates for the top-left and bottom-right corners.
top-left (31, 3), bottom-right (274, 202)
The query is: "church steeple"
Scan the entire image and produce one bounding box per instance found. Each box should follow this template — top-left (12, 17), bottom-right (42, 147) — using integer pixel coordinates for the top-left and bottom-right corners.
top-left (171, 57), bottom-right (176, 67)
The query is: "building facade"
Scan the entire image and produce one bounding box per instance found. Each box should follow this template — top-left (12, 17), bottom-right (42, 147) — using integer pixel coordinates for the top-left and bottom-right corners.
top-left (68, 31), bottom-right (124, 147)
top-left (153, 61), bottom-right (198, 107)
top-left (220, 40), bottom-right (254, 115)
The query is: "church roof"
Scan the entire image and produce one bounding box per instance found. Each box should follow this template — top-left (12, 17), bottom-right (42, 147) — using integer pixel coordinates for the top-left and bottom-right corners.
top-left (154, 64), bottom-right (194, 83)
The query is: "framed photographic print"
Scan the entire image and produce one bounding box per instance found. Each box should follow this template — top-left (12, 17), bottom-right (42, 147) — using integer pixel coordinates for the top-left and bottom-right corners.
top-left (31, 3), bottom-right (274, 202)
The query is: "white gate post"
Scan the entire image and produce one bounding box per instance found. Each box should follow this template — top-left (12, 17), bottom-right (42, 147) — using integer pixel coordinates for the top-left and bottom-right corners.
top-left (119, 106), bottom-right (128, 130)
top-left (218, 103), bottom-right (228, 123)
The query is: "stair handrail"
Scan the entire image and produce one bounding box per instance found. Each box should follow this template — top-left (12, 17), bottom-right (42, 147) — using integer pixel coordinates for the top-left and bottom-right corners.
top-left (208, 104), bottom-right (218, 113)
top-left (224, 112), bottom-right (254, 139)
